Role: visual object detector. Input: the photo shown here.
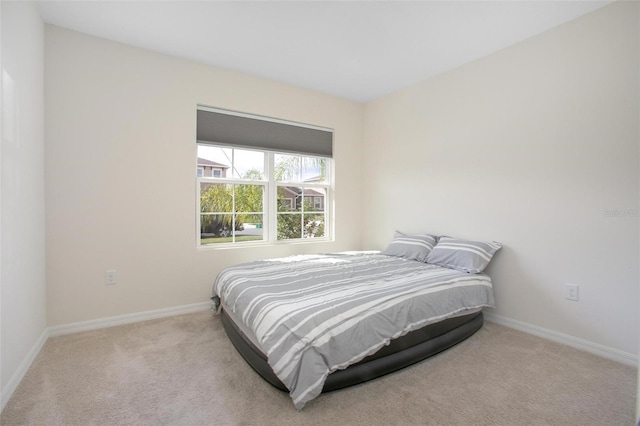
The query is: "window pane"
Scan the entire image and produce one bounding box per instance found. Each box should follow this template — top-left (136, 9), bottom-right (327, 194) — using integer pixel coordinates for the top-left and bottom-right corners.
top-left (235, 184), bottom-right (263, 212)
top-left (275, 154), bottom-right (301, 182)
top-left (303, 187), bottom-right (326, 212)
top-left (277, 213), bottom-right (302, 240)
top-left (197, 145), bottom-right (231, 178)
top-left (277, 186), bottom-right (302, 212)
top-left (201, 213), bottom-right (234, 244)
top-left (303, 214), bottom-right (325, 238)
top-left (302, 157), bottom-right (326, 183)
top-left (235, 214), bottom-right (264, 242)
top-left (233, 149), bottom-right (264, 180)
top-left (275, 154), bottom-right (327, 183)
top-left (200, 183), bottom-right (232, 213)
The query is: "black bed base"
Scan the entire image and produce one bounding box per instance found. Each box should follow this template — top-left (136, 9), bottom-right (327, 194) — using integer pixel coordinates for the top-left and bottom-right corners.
top-left (220, 308), bottom-right (484, 393)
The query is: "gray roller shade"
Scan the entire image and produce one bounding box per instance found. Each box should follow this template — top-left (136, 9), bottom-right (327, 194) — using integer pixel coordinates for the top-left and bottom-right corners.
top-left (197, 109), bottom-right (333, 158)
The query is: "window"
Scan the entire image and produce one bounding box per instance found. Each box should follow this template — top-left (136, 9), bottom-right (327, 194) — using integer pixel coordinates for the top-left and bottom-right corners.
top-left (196, 107), bottom-right (333, 246)
top-left (197, 167), bottom-right (204, 177)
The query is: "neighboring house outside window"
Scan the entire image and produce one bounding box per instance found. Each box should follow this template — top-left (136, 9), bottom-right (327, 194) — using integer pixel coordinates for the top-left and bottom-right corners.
top-left (277, 186), bottom-right (325, 211)
top-left (197, 157), bottom-right (229, 178)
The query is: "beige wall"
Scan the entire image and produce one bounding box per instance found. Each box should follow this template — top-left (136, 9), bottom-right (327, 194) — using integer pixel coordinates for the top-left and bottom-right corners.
top-left (44, 26), bottom-right (363, 326)
top-left (363, 1), bottom-right (639, 355)
top-left (1, 1), bottom-right (47, 403)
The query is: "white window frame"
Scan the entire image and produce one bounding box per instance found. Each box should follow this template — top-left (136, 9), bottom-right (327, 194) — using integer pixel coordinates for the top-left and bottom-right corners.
top-left (196, 147), bottom-right (332, 248)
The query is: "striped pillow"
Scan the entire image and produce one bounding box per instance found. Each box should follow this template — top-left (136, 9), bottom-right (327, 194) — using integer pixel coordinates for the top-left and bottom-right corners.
top-left (381, 232), bottom-right (438, 262)
top-left (426, 237), bottom-right (502, 273)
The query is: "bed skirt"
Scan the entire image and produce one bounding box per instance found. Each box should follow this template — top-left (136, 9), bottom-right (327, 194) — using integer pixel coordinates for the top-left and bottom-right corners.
top-left (220, 308), bottom-right (484, 393)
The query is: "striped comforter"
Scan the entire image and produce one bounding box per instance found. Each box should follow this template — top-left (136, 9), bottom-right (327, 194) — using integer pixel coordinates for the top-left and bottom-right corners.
top-left (212, 252), bottom-right (495, 409)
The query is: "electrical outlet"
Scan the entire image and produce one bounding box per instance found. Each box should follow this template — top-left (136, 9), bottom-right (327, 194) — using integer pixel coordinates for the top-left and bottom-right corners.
top-left (106, 270), bottom-right (117, 285)
top-left (564, 284), bottom-right (579, 301)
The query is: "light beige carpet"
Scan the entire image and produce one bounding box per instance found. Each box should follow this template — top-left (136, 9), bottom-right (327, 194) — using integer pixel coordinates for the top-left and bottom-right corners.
top-left (1, 311), bottom-right (636, 426)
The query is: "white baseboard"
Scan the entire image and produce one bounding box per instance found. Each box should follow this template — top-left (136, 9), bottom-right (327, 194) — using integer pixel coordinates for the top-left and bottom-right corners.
top-left (1, 328), bottom-right (48, 412)
top-left (48, 301), bottom-right (211, 337)
top-left (484, 311), bottom-right (638, 367)
top-left (1, 301), bottom-right (212, 413)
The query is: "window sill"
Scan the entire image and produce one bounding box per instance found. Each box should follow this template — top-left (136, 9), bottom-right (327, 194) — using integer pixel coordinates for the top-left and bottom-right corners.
top-left (197, 237), bottom-right (334, 251)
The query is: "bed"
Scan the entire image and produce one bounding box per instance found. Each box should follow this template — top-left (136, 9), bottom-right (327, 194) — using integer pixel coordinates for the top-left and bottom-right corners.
top-left (212, 244), bottom-right (498, 409)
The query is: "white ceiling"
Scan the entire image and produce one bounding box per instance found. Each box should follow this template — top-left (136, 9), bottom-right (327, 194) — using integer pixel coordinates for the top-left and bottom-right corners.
top-left (37, 0), bottom-right (613, 102)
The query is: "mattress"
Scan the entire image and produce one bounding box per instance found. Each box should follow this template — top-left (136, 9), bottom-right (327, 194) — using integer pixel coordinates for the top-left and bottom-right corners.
top-left (212, 251), bottom-right (495, 409)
